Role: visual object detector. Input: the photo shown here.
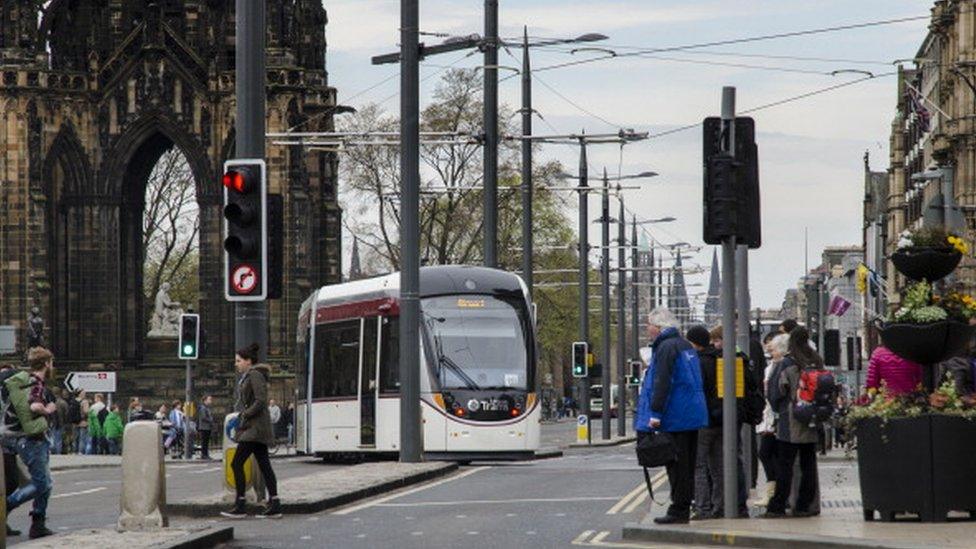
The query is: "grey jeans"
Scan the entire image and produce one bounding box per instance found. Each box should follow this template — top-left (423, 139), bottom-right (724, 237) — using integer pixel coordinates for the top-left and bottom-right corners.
top-left (694, 427), bottom-right (723, 515)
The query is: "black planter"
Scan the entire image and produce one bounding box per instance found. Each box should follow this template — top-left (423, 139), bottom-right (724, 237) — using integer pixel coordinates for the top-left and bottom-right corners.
top-left (891, 247), bottom-right (962, 282)
top-left (879, 321), bottom-right (973, 365)
top-left (857, 415), bottom-right (976, 522)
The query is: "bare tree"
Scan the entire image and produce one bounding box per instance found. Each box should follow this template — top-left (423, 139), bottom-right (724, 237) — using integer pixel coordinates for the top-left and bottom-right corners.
top-left (341, 69), bottom-right (524, 270)
top-left (143, 148), bottom-right (200, 313)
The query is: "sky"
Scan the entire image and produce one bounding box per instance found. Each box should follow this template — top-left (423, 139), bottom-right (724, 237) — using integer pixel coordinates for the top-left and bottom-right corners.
top-left (322, 0), bottom-right (931, 311)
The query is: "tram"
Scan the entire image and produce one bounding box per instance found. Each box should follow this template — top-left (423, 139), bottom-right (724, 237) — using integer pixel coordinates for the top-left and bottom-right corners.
top-left (295, 265), bottom-right (540, 461)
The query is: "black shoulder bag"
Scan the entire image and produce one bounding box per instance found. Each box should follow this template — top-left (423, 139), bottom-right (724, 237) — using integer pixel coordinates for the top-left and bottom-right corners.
top-left (636, 430), bottom-right (676, 504)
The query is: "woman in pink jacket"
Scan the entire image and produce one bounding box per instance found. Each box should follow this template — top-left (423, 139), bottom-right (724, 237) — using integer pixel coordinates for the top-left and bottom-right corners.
top-left (865, 346), bottom-right (923, 395)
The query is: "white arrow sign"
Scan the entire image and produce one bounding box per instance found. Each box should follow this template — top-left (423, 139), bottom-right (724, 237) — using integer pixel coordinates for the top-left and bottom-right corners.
top-left (64, 372), bottom-right (117, 394)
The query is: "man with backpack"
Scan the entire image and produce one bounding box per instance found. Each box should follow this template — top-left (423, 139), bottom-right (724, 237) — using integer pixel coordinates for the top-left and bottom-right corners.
top-left (4, 347), bottom-right (57, 538)
top-left (87, 394), bottom-right (108, 455)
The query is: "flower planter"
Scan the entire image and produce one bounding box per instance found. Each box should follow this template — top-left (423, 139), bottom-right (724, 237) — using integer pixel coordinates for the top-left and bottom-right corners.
top-left (891, 247), bottom-right (962, 282)
top-left (857, 415), bottom-right (976, 522)
top-left (879, 321), bottom-right (973, 365)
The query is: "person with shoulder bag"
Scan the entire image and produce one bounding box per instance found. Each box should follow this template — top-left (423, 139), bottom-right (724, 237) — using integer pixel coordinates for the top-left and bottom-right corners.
top-left (634, 309), bottom-right (708, 525)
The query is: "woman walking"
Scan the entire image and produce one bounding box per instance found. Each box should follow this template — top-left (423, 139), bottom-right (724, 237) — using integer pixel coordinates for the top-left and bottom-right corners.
top-left (762, 328), bottom-right (821, 518)
top-left (755, 333), bottom-right (788, 507)
top-left (221, 343), bottom-right (281, 519)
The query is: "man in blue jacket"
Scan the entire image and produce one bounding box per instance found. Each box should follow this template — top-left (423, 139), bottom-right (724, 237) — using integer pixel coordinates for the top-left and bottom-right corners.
top-left (635, 309), bottom-right (708, 524)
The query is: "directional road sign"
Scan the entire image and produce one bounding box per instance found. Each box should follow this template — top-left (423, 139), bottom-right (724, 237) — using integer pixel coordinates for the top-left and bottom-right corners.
top-left (64, 371), bottom-right (117, 393)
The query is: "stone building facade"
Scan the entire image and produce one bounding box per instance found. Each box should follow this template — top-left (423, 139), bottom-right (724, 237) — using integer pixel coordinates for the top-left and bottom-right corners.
top-left (0, 1), bottom-right (341, 401)
top-left (885, 1), bottom-right (976, 303)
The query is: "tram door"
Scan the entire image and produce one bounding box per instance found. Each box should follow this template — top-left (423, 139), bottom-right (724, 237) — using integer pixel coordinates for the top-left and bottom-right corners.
top-left (359, 317), bottom-right (380, 447)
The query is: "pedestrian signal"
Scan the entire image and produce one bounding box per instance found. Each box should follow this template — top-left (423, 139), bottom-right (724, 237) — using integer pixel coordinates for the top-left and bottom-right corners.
top-left (178, 313), bottom-right (200, 360)
top-left (572, 341), bottom-right (588, 378)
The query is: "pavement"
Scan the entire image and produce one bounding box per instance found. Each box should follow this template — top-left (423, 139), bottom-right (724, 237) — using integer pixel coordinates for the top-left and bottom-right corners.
top-left (624, 449), bottom-right (976, 549)
top-left (14, 526), bottom-right (233, 549)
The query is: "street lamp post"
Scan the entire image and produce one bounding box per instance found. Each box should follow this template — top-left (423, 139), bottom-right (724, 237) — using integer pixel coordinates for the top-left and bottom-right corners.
top-left (484, 0), bottom-right (499, 268)
top-left (601, 169), bottom-right (611, 440)
top-left (616, 189), bottom-right (627, 437)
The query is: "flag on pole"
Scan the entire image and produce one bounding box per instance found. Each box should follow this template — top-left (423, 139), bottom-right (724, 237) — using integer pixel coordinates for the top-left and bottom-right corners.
top-left (906, 86), bottom-right (931, 132)
top-left (828, 294), bottom-right (852, 317)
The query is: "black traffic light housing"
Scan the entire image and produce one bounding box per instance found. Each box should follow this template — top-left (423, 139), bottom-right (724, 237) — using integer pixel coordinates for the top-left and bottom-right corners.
top-left (628, 360), bottom-right (643, 386)
top-left (223, 159), bottom-right (267, 301)
top-left (178, 313), bottom-right (200, 360)
top-left (702, 116), bottom-right (761, 249)
top-left (572, 341), bottom-right (588, 379)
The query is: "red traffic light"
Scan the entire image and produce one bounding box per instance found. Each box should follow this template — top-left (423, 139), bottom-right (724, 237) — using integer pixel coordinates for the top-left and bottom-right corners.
top-left (222, 170), bottom-right (250, 193)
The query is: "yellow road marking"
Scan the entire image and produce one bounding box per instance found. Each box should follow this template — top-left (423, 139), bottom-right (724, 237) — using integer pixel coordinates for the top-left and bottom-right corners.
top-left (571, 530), bottom-right (595, 545)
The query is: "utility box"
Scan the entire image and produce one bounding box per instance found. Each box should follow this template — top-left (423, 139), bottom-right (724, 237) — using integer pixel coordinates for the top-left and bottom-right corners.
top-left (0, 326), bottom-right (15, 355)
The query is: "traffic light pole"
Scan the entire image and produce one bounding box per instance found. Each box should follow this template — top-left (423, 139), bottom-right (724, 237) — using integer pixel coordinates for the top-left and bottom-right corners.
top-left (720, 86), bottom-right (739, 520)
top-left (185, 359), bottom-right (193, 460)
top-left (399, 0), bottom-right (423, 462)
top-left (234, 0), bottom-right (268, 361)
top-left (600, 170), bottom-right (611, 441)
top-left (520, 27), bottom-right (533, 299)
top-left (736, 242), bottom-right (752, 492)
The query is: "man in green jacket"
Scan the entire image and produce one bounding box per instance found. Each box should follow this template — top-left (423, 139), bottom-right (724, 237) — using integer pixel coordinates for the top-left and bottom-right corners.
top-left (87, 393), bottom-right (108, 455)
top-left (104, 404), bottom-right (124, 455)
top-left (5, 347), bottom-right (57, 538)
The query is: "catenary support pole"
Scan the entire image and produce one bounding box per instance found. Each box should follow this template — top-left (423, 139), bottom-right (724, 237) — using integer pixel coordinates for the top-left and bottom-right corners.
top-left (720, 86), bottom-right (739, 520)
top-left (483, 0), bottom-right (499, 267)
top-left (185, 360), bottom-right (193, 460)
top-left (578, 139), bottom-right (591, 444)
top-left (617, 193), bottom-right (627, 437)
top-left (234, 0), bottom-right (268, 362)
top-left (521, 27), bottom-right (533, 298)
top-left (631, 218), bottom-right (640, 360)
top-left (601, 170), bottom-right (611, 440)
top-left (399, 0), bottom-right (423, 462)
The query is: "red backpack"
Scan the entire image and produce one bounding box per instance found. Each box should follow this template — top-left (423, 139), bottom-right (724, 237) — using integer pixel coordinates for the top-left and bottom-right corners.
top-left (794, 367), bottom-right (837, 426)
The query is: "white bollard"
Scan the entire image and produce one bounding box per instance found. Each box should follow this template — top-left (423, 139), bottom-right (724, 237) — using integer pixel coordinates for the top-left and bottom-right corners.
top-left (222, 413), bottom-right (264, 503)
top-left (118, 420), bottom-right (168, 531)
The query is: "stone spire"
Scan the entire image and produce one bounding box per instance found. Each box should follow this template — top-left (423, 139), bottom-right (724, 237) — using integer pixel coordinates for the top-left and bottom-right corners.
top-left (704, 248), bottom-right (721, 326)
top-left (349, 237), bottom-right (364, 281)
top-left (669, 252), bottom-right (691, 328)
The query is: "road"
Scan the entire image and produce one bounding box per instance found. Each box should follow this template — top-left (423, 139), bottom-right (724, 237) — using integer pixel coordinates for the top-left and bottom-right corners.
top-left (195, 443), bottom-right (682, 549)
top-left (6, 457), bottom-right (344, 545)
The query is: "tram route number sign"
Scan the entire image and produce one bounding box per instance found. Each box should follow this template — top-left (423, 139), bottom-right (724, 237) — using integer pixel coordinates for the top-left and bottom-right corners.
top-left (64, 371), bottom-right (117, 393)
top-left (231, 264), bottom-right (259, 295)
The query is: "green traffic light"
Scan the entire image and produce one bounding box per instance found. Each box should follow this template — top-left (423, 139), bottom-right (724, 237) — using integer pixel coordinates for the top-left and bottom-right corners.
top-left (182, 344), bottom-right (195, 356)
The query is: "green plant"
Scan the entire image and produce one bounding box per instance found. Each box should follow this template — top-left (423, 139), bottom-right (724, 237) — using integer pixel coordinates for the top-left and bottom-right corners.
top-left (896, 226), bottom-right (968, 254)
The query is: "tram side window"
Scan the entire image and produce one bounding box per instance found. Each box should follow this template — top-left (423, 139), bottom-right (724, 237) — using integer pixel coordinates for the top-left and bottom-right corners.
top-left (312, 319), bottom-right (361, 398)
top-left (380, 317), bottom-right (400, 394)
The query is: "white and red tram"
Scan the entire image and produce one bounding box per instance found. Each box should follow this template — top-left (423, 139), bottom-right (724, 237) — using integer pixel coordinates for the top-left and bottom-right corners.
top-left (295, 265), bottom-right (541, 460)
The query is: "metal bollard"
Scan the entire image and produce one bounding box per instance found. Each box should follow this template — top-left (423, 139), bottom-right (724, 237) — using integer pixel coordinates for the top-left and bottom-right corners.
top-left (118, 420), bottom-right (168, 531)
top-left (222, 413), bottom-right (264, 503)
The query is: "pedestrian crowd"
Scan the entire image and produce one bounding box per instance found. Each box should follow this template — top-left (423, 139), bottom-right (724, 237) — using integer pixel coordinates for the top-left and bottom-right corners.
top-left (634, 310), bottom-right (840, 524)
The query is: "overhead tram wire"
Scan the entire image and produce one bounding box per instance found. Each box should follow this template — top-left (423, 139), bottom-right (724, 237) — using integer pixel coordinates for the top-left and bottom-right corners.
top-left (529, 45), bottom-right (895, 67)
top-left (530, 15), bottom-right (929, 74)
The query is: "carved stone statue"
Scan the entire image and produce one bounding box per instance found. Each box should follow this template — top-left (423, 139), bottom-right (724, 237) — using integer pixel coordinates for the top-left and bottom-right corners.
top-left (147, 282), bottom-right (183, 338)
top-left (26, 306), bottom-right (44, 348)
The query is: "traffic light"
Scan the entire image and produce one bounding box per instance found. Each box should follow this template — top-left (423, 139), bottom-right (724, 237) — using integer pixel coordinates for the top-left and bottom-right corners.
top-left (178, 313), bottom-right (200, 360)
top-left (572, 341), bottom-right (588, 378)
top-left (223, 159), bottom-right (268, 301)
top-left (628, 360), bottom-right (643, 386)
top-left (702, 116), bottom-right (761, 249)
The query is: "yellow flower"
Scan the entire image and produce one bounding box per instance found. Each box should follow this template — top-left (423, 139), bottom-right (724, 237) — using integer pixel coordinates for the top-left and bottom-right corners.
top-left (856, 264), bottom-right (868, 294)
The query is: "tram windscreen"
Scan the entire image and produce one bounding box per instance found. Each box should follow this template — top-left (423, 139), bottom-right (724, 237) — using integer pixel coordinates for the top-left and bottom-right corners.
top-left (422, 295), bottom-right (530, 391)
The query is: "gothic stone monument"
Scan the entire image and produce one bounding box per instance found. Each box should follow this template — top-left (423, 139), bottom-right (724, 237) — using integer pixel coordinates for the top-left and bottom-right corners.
top-left (0, 1), bottom-right (341, 399)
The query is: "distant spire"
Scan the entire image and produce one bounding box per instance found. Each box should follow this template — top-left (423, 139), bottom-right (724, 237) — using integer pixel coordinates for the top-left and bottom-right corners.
top-left (349, 237), bottom-right (363, 281)
top-left (704, 248), bottom-right (721, 326)
top-left (670, 252), bottom-right (691, 327)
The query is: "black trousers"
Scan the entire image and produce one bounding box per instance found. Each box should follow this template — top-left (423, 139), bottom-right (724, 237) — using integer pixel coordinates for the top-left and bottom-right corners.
top-left (767, 441), bottom-right (817, 514)
top-left (3, 451), bottom-right (18, 497)
top-left (231, 441), bottom-right (279, 500)
top-left (199, 430), bottom-right (211, 458)
top-left (758, 433), bottom-right (778, 483)
top-left (664, 430), bottom-right (698, 519)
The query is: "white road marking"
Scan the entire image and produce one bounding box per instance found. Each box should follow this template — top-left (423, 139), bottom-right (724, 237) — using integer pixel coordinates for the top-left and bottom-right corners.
top-left (355, 534), bottom-right (366, 538)
top-left (307, 517), bottom-right (319, 521)
top-left (189, 466), bottom-right (223, 475)
top-left (571, 530), bottom-right (595, 544)
top-left (526, 531), bottom-right (537, 535)
top-left (378, 496), bottom-right (619, 507)
top-left (300, 536), bottom-right (312, 540)
top-left (466, 531), bottom-right (479, 535)
top-left (52, 487), bottom-right (107, 499)
top-left (410, 531), bottom-right (423, 536)
top-left (592, 531), bottom-right (611, 543)
top-left (332, 466), bottom-right (490, 515)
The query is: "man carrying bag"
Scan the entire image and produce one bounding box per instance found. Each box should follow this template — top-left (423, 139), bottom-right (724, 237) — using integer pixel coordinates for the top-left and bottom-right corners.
top-left (635, 309), bottom-right (708, 525)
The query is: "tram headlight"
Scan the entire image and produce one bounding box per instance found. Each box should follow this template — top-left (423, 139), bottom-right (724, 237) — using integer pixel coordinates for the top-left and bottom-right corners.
top-left (510, 407), bottom-right (521, 417)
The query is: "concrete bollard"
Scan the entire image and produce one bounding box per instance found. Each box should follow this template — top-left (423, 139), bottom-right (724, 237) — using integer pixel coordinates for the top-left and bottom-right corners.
top-left (118, 420), bottom-right (168, 531)
top-left (222, 413), bottom-right (264, 504)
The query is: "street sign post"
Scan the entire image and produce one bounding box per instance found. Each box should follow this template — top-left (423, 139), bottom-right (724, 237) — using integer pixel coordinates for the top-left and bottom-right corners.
top-left (64, 371), bottom-right (117, 394)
